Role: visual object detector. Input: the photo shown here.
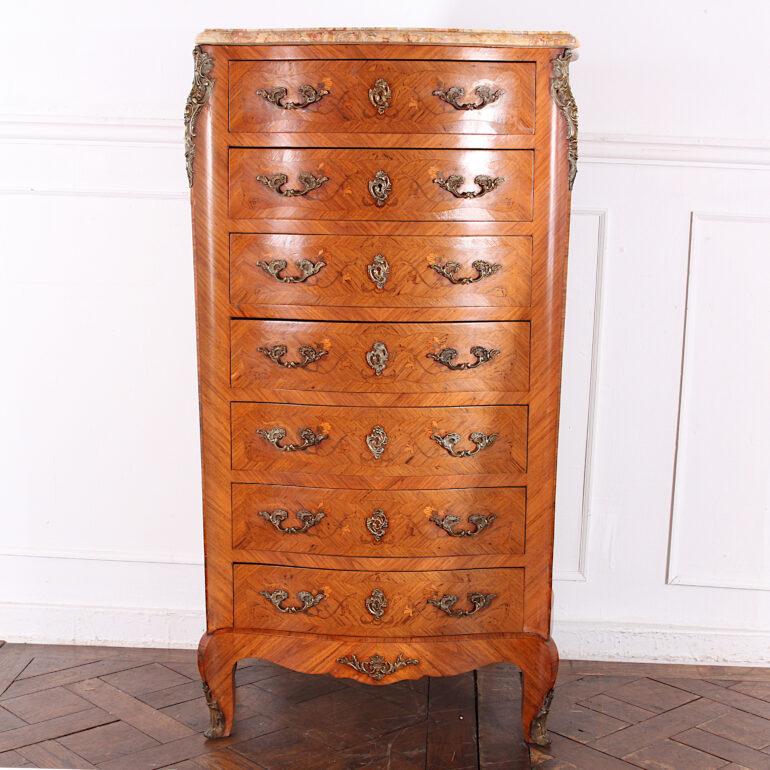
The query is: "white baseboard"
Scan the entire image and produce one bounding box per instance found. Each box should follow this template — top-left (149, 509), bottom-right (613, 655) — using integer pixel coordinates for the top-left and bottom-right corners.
top-left (0, 602), bottom-right (203, 649)
top-left (3, 602), bottom-right (769, 665)
top-left (554, 620), bottom-right (770, 666)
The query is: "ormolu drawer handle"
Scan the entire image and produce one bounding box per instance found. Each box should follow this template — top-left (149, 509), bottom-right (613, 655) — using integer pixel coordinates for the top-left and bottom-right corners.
top-left (430, 512), bottom-right (497, 537)
top-left (432, 431), bottom-right (498, 457)
top-left (368, 170), bottom-right (392, 207)
top-left (433, 174), bottom-right (504, 199)
top-left (429, 259), bottom-right (501, 285)
top-left (255, 172), bottom-right (329, 197)
top-left (433, 84), bottom-right (503, 110)
top-left (428, 592), bottom-right (496, 617)
top-left (368, 78), bottom-right (392, 114)
top-left (256, 84), bottom-right (330, 110)
top-left (259, 344), bottom-right (327, 368)
top-left (259, 588), bottom-right (325, 613)
top-left (428, 346), bottom-right (500, 371)
top-left (260, 508), bottom-right (325, 534)
top-left (257, 258), bottom-right (326, 283)
top-left (337, 653), bottom-right (419, 681)
top-left (257, 426), bottom-right (328, 452)
top-left (365, 508), bottom-right (389, 542)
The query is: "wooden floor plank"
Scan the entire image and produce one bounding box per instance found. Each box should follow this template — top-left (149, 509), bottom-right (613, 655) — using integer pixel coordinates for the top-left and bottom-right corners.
top-left (534, 733), bottom-right (636, 769)
top-left (673, 727), bottom-right (770, 769)
top-left (0, 659), bottom-right (151, 701)
top-left (97, 713), bottom-right (280, 770)
top-left (656, 678), bottom-right (770, 720)
top-left (68, 678), bottom-right (195, 741)
top-left (0, 652), bottom-right (34, 698)
top-left (592, 698), bottom-right (730, 757)
top-left (0, 707), bottom-right (118, 753)
top-left (17, 738), bottom-right (98, 769)
top-left (425, 673), bottom-right (479, 770)
top-left (0, 747), bottom-right (35, 768)
top-left (476, 664), bottom-right (531, 769)
top-left (623, 737), bottom-right (729, 769)
top-left (16, 654), bottom-right (102, 680)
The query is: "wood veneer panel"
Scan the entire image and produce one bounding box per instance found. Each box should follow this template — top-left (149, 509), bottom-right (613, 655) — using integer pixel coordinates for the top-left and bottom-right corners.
top-left (231, 484), bottom-right (525, 557)
top-left (230, 233), bottom-right (532, 308)
top-left (228, 148), bottom-right (534, 222)
top-left (233, 564), bottom-right (524, 636)
top-left (230, 402), bottom-right (527, 477)
top-left (229, 60), bottom-right (535, 135)
top-left (230, 319), bottom-right (530, 394)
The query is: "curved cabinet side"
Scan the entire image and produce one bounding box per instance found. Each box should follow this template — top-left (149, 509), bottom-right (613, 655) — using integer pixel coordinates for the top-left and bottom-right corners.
top-left (189, 45), bottom-right (234, 631)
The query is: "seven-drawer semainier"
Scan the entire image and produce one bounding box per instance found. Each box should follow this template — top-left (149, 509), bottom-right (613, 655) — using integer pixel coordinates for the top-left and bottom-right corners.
top-left (186, 27), bottom-right (578, 749)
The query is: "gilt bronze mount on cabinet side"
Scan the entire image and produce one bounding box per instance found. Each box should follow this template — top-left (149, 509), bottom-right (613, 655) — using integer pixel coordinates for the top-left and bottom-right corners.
top-left (184, 47), bottom-right (214, 187)
top-left (551, 49), bottom-right (578, 189)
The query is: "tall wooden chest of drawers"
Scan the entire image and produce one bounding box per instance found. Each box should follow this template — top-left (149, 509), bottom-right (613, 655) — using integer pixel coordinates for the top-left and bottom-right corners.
top-left (186, 27), bottom-right (578, 748)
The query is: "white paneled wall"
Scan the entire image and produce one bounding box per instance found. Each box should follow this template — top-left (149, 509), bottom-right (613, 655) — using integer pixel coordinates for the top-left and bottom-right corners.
top-left (2, 0), bottom-right (769, 661)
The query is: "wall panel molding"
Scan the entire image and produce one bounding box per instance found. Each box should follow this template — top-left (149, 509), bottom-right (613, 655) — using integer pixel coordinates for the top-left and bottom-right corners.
top-left (2, 114), bottom-right (770, 168)
top-left (581, 134), bottom-right (770, 169)
top-left (0, 186), bottom-right (187, 200)
top-left (667, 212), bottom-right (770, 592)
top-left (553, 209), bottom-right (606, 582)
top-left (0, 546), bottom-right (202, 567)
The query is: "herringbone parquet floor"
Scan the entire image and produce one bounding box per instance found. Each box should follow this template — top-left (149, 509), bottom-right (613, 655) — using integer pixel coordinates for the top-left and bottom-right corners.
top-left (1, 641), bottom-right (769, 769)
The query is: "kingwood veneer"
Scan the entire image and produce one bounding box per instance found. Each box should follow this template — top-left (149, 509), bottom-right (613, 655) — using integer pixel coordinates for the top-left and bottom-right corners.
top-left (187, 27), bottom-right (578, 750)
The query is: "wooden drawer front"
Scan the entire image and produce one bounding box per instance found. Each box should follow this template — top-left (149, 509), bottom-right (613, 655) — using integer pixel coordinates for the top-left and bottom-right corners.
top-left (229, 149), bottom-right (533, 222)
top-left (233, 564), bottom-right (524, 636)
top-left (232, 484), bottom-right (525, 557)
top-left (229, 60), bottom-right (535, 136)
top-left (230, 234), bottom-right (532, 309)
top-left (231, 320), bottom-right (529, 394)
top-left (231, 403), bottom-right (527, 477)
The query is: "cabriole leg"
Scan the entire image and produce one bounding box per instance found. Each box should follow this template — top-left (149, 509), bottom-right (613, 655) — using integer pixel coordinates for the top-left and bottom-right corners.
top-left (518, 636), bottom-right (559, 746)
top-left (198, 631), bottom-right (236, 739)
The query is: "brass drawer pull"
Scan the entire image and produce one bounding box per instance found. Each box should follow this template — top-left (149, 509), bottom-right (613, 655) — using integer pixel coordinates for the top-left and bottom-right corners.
top-left (368, 170), bottom-right (392, 207)
top-left (432, 431), bottom-right (498, 457)
top-left (428, 592), bottom-right (496, 617)
top-left (433, 84), bottom-right (503, 111)
top-left (337, 653), bottom-right (419, 681)
top-left (366, 425), bottom-right (389, 460)
top-left (428, 346), bottom-right (500, 371)
top-left (366, 342), bottom-right (389, 376)
top-left (255, 171), bottom-right (329, 197)
top-left (259, 343), bottom-right (327, 369)
top-left (259, 588), bottom-right (325, 613)
top-left (430, 512), bottom-right (497, 537)
top-left (260, 508), bottom-right (325, 534)
top-left (365, 588), bottom-right (388, 619)
top-left (365, 508), bottom-right (389, 542)
top-left (367, 254), bottom-right (390, 289)
top-left (257, 257), bottom-right (326, 283)
top-left (257, 426), bottom-right (328, 452)
top-left (433, 173), bottom-right (504, 199)
top-left (368, 78), bottom-right (392, 114)
top-left (256, 84), bottom-right (330, 110)
top-left (429, 259), bottom-right (501, 285)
